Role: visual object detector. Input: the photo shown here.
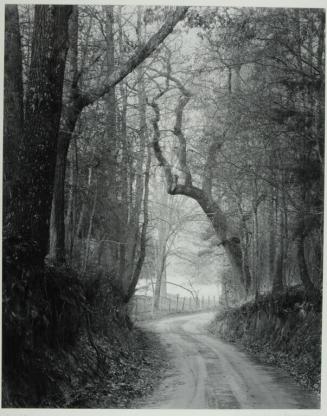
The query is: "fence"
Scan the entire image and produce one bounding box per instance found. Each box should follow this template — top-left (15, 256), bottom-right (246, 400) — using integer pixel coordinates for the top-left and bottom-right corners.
top-left (128, 294), bottom-right (219, 321)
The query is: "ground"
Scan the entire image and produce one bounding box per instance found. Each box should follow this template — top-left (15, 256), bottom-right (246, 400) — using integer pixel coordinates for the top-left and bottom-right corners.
top-left (132, 312), bottom-right (320, 409)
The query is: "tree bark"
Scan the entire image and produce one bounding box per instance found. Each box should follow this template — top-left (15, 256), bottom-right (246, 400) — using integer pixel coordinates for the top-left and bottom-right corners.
top-left (125, 143), bottom-right (151, 301)
top-left (3, 5), bottom-right (24, 229)
top-left (118, 82), bottom-right (129, 285)
top-left (83, 176), bottom-right (98, 272)
top-left (295, 231), bottom-right (315, 293)
top-left (49, 6), bottom-right (79, 263)
top-left (294, 218), bottom-right (315, 293)
top-left (123, 9), bottom-right (149, 294)
top-left (65, 150), bottom-right (76, 263)
top-left (153, 183), bottom-right (173, 309)
top-left (239, 209), bottom-right (251, 295)
top-left (104, 4), bottom-right (118, 205)
top-left (9, 5), bottom-right (72, 264)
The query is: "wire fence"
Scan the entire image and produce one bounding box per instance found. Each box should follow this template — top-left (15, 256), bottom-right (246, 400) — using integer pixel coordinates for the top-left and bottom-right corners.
top-left (128, 294), bottom-right (219, 321)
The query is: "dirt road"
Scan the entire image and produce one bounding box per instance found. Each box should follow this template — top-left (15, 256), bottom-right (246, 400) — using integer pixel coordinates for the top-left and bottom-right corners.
top-left (134, 312), bottom-right (319, 409)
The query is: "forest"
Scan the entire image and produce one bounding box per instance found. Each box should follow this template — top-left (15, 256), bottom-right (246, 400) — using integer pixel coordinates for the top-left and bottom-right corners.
top-left (2, 4), bottom-right (324, 408)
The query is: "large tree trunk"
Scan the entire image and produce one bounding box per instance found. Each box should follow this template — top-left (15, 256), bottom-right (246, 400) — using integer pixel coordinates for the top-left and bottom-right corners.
top-left (316, 12), bottom-right (325, 168)
top-left (49, 7), bottom-right (79, 263)
top-left (3, 5), bottom-right (24, 228)
top-left (118, 82), bottom-right (129, 285)
top-left (116, 9), bottom-right (129, 285)
top-left (49, 132), bottom-right (71, 263)
top-left (122, 6), bottom-right (147, 294)
top-left (10, 5), bottom-right (72, 264)
top-left (103, 5), bottom-right (120, 276)
top-left (104, 5), bottom-right (117, 158)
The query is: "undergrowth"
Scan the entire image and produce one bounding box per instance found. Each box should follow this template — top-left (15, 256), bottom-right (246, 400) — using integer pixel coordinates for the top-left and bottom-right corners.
top-left (2, 242), bottom-right (165, 407)
top-left (208, 287), bottom-right (322, 394)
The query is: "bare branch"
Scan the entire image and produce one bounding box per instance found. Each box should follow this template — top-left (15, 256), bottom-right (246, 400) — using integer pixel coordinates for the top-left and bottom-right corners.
top-left (173, 93), bottom-right (192, 186)
top-left (81, 7), bottom-right (189, 106)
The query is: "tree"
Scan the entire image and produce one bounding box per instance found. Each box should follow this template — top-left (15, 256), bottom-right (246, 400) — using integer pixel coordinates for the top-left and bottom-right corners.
top-left (3, 5), bottom-right (24, 228)
top-left (5, 5), bottom-right (73, 266)
top-left (150, 76), bottom-right (249, 296)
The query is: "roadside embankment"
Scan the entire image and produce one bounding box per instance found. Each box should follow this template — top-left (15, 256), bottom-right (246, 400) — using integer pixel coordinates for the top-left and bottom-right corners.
top-left (208, 288), bottom-right (322, 394)
top-left (2, 258), bottom-right (167, 408)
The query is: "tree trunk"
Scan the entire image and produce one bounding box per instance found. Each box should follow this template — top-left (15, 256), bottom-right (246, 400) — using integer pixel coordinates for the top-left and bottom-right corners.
top-left (153, 246), bottom-right (168, 310)
top-left (65, 150), bottom-right (75, 262)
top-left (272, 204), bottom-right (284, 294)
top-left (239, 212), bottom-right (251, 295)
top-left (83, 176), bottom-right (98, 272)
top-left (294, 214), bottom-right (315, 294)
top-left (125, 144), bottom-right (151, 301)
top-left (153, 179), bottom-right (172, 309)
top-left (104, 5), bottom-right (117, 160)
top-left (3, 5), bottom-right (24, 228)
top-left (11, 5), bottom-right (72, 264)
top-left (75, 165), bottom-right (93, 259)
top-left (295, 231), bottom-right (315, 293)
top-left (118, 82), bottom-right (128, 284)
top-left (49, 7), bottom-right (79, 264)
top-left (49, 133), bottom-right (71, 263)
top-left (123, 7), bottom-right (147, 292)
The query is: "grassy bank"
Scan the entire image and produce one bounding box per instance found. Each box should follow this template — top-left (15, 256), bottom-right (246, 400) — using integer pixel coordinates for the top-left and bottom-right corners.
top-left (2, 259), bottom-right (167, 408)
top-left (208, 288), bottom-right (322, 394)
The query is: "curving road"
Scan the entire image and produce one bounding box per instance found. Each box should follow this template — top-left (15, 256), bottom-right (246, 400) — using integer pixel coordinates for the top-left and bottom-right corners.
top-left (134, 312), bottom-right (319, 409)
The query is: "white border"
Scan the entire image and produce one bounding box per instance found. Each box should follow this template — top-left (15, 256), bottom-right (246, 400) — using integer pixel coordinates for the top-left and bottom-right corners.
top-left (0, 1), bottom-right (326, 415)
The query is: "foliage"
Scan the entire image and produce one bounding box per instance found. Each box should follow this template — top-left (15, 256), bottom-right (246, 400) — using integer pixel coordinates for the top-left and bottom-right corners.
top-left (209, 287), bottom-right (322, 392)
top-left (2, 243), bottom-right (166, 407)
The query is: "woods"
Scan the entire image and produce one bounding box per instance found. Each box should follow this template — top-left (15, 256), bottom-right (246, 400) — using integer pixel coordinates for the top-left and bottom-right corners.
top-left (2, 5), bottom-right (324, 408)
